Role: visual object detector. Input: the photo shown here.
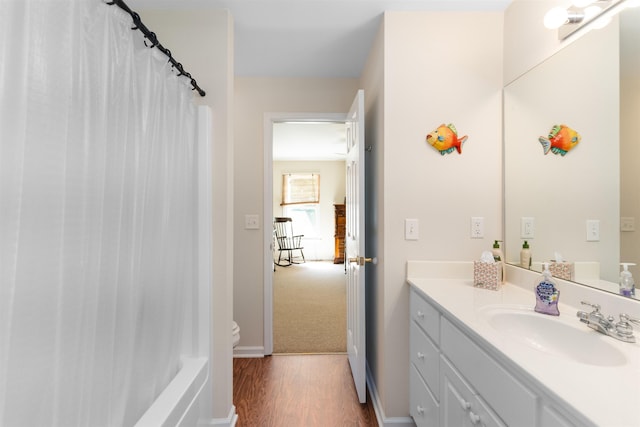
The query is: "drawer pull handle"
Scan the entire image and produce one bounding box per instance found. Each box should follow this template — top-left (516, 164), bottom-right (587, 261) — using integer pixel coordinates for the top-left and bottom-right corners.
top-left (417, 351), bottom-right (425, 359)
top-left (416, 405), bottom-right (425, 415)
top-left (469, 411), bottom-right (481, 424)
top-left (417, 310), bottom-right (425, 319)
top-left (458, 397), bottom-right (471, 410)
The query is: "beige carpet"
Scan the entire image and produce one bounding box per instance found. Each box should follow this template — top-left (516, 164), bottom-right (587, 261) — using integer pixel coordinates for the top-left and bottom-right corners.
top-left (273, 261), bottom-right (347, 354)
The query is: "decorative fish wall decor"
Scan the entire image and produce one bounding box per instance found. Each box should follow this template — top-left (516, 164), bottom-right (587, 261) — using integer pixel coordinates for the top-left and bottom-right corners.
top-left (539, 124), bottom-right (581, 156)
top-left (426, 123), bottom-right (468, 155)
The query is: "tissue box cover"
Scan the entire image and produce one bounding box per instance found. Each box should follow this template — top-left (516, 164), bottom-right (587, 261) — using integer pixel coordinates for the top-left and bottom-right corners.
top-left (549, 261), bottom-right (574, 281)
top-left (474, 261), bottom-right (501, 290)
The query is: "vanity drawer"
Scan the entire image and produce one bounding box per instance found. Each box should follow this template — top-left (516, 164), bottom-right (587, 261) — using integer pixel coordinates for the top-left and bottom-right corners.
top-left (410, 363), bottom-right (439, 427)
top-left (440, 317), bottom-right (536, 427)
top-left (410, 288), bottom-right (440, 344)
top-left (410, 320), bottom-right (439, 398)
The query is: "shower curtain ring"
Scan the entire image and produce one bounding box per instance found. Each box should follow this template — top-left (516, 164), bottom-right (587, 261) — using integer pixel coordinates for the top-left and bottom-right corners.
top-left (130, 12), bottom-right (141, 30)
top-left (144, 33), bottom-right (158, 48)
top-left (174, 63), bottom-right (186, 77)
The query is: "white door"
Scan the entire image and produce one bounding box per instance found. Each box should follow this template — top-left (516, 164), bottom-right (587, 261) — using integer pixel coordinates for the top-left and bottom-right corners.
top-left (345, 89), bottom-right (368, 403)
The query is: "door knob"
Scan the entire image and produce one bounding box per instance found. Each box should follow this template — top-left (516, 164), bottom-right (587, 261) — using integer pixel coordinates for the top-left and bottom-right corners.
top-left (348, 256), bottom-right (378, 266)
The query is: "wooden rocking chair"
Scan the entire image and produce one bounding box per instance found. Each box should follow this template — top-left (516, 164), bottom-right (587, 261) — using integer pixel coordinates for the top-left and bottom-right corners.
top-left (273, 217), bottom-right (305, 267)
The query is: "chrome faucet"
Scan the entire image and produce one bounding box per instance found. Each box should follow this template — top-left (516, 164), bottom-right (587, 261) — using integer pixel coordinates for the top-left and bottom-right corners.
top-left (576, 301), bottom-right (640, 343)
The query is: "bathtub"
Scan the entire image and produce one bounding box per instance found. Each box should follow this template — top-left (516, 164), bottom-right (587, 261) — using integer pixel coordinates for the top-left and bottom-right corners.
top-left (134, 356), bottom-right (209, 427)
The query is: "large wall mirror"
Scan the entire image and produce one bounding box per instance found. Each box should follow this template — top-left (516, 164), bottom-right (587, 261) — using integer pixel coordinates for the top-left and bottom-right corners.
top-left (504, 6), bottom-right (640, 298)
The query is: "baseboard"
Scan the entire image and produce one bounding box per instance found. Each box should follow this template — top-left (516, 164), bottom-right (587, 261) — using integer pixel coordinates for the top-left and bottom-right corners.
top-left (366, 362), bottom-right (415, 427)
top-left (233, 346), bottom-right (264, 358)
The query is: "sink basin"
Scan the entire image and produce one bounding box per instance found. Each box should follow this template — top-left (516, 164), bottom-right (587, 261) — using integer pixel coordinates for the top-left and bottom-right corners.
top-left (478, 306), bottom-right (627, 367)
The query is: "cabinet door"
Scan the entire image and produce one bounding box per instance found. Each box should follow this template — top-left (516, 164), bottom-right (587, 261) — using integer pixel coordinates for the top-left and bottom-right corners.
top-left (441, 357), bottom-right (507, 427)
top-left (474, 394), bottom-right (508, 427)
top-left (441, 357), bottom-right (476, 427)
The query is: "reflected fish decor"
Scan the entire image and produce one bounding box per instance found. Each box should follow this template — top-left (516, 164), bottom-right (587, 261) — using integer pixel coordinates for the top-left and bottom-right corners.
top-left (426, 123), bottom-right (468, 155)
top-left (539, 124), bottom-right (581, 156)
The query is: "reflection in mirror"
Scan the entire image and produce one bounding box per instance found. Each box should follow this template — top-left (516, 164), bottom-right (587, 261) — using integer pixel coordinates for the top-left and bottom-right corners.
top-left (620, 6), bottom-right (640, 297)
top-left (504, 7), bottom-right (640, 300)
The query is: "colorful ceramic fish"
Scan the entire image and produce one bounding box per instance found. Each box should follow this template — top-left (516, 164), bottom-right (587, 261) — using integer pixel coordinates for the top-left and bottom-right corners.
top-left (539, 124), bottom-right (581, 156)
top-left (426, 123), bottom-right (468, 155)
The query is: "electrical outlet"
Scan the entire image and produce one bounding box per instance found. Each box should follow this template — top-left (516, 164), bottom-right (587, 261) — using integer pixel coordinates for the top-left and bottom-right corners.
top-left (245, 214), bottom-right (259, 230)
top-left (521, 217), bottom-right (535, 239)
top-left (405, 219), bottom-right (419, 240)
top-left (470, 217), bottom-right (484, 238)
top-left (586, 219), bottom-right (600, 241)
top-left (621, 217), bottom-right (635, 232)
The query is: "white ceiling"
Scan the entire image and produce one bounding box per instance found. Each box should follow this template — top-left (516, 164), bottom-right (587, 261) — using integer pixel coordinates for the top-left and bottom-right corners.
top-left (131, 0), bottom-right (512, 78)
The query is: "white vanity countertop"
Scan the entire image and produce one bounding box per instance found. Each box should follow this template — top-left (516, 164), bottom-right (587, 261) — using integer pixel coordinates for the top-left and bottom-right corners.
top-left (407, 262), bottom-right (640, 427)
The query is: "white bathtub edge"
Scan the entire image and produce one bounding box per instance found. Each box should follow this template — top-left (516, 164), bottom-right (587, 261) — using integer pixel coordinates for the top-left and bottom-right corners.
top-left (134, 356), bottom-right (209, 427)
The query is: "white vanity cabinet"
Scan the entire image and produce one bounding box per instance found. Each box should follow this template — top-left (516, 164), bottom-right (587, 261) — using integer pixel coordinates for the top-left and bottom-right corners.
top-left (409, 285), bottom-right (582, 427)
top-left (409, 287), bottom-right (440, 426)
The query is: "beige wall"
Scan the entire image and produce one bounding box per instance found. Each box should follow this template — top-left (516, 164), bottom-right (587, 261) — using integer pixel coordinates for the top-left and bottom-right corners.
top-left (360, 10), bottom-right (504, 419)
top-left (273, 160), bottom-right (346, 261)
top-left (233, 77), bottom-right (358, 350)
top-left (140, 9), bottom-right (235, 423)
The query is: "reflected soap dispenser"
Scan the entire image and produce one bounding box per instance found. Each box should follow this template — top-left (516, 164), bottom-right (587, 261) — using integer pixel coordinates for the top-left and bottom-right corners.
top-left (619, 263), bottom-right (636, 298)
top-left (492, 240), bottom-right (505, 283)
top-left (520, 241), bottom-right (531, 269)
top-left (491, 240), bottom-right (503, 263)
top-left (534, 262), bottom-right (560, 316)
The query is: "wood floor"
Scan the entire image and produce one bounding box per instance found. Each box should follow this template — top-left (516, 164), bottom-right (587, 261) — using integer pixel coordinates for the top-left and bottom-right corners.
top-left (233, 354), bottom-right (378, 426)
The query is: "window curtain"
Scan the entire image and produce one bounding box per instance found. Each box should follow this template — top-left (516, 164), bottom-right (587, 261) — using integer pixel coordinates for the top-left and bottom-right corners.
top-left (281, 173), bottom-right (320, 205)
top-left (0, 1), bottom-right (198, 426)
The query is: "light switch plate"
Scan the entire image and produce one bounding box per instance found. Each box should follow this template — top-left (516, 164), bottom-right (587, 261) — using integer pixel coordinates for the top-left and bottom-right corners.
top-left (621, 217), bottom-right (635, 232)
top-left (405, 219), bottom-right (419, 240)
top-left (245, 214), bottom-right (259, 230)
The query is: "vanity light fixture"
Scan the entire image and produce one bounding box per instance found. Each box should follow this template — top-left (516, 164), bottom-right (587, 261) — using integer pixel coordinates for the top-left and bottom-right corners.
top-left (544, 0), bottom-right (633, 39)
top-left (543, 6), bottom-right (585, 30)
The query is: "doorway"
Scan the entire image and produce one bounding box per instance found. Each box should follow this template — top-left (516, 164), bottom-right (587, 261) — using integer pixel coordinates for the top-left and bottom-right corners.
top-left (263, 113), bottom-right (348, 355)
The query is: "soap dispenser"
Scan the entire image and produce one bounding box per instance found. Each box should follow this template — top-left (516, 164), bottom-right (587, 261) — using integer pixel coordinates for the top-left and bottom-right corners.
top-left (619, 263), bottom-right (636, 298)
top-left (534, 262), bottom-right (560, 316)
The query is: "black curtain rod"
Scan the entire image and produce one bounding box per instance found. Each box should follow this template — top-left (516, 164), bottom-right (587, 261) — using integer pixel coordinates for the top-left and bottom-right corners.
top-left (106, 0), bottom-right (206, 97)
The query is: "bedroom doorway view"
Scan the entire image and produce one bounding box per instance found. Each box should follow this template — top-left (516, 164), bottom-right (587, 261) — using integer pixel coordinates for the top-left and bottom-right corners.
top-left (271, 119), bottom-right (347, 355)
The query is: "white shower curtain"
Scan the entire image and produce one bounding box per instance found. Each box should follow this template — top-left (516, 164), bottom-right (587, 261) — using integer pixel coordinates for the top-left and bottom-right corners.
top-left (0, 1), bottom-right (199, 426)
